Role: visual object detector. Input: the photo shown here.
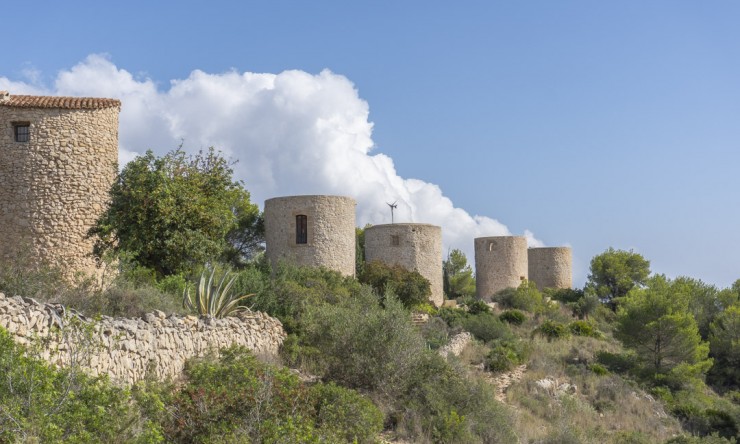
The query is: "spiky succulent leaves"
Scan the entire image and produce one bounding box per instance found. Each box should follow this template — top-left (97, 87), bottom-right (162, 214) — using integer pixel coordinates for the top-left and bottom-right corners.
top-left (183, 267), bottom-right (253, 318)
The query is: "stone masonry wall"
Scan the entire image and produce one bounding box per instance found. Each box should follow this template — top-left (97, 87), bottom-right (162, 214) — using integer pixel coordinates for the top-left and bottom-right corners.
top-left (0, 98), bottom-right (118, 277)
top-left (528, 247), bottom-right (572, 290)
top-left (0, 293), bottom-right (285, 385)
top-left (264, 195), bottom-right (356, 276)
top-left (475, 236), bottom-right (528, 299)
top-left (364, 223), bottom-right (443, 306)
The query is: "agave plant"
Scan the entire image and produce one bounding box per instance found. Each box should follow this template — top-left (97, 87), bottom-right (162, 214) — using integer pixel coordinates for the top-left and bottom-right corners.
top-left (183, 267), bottom-right (253, 318)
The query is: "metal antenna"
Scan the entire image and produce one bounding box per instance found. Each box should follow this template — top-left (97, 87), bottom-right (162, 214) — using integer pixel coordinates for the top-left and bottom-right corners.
top-left (386, 201), bottom-right (398, 223)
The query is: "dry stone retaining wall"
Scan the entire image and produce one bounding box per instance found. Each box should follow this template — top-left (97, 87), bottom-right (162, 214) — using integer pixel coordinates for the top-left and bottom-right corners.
top-left (0, 293), bottom-right (285, 385)
top-left (264, 195), bottom-right (356, 276)
top-left (364, 223), bottom-right (443, 306)
top-left (0, 93), bottom-right (119, 277)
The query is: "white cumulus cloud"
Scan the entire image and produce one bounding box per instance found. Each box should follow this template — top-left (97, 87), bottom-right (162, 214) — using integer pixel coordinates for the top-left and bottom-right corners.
top-left (1, 54), bottom-right (545, 259)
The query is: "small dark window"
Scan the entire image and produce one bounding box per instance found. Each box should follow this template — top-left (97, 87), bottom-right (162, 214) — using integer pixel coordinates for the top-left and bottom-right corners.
top-left (14, 124), bottom-right (29, 143)
top-left (296, 215), bottom-right (307, 244)
top-left (391, 235), bottom-right (400, 246)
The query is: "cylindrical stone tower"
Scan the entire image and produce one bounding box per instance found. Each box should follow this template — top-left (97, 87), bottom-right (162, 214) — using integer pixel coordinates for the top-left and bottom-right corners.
top-left (264, 195), bottom-right (356, 276)
top-left (475, 236), bottom-right (528, 299)
top-left (0, 92), bottom-right (120, 276)
top-left (528, 247), bottom-right (572, 290)
top-left (364, 224), bottom-right (443, 307)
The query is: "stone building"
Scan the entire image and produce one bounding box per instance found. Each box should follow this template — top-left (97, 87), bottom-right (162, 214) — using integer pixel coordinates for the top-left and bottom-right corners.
top-left (364, 223), bottom-right (443, 306)
top-left (0, 92), bottom-right (119, 276)
top-left (263, 195), bottom-right (356, 276)
top-left (528, 246), bottom-right (572, 290)
top-left (474, 235), bottom-right (528, 299)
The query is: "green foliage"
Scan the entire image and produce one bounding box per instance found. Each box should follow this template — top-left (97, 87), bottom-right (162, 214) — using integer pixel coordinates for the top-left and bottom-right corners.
top-left (545, 287), bottom-right (584, 304)
top-left (183, 266), bottom-right (253, 318)
top-left (462, 312), bottom-right (514, 343)
top-left (589, 363), bottom-right (609, 375)
top-left (500, 309), bottom-right (526, 325)
top-left (570, 292), bottom-right (601, 319)
top-left (535, 320), bottom-right (571, 341)
top-left (90, 147), bottom-right (263, 276)
top-left (311, 382), bottom-right (383, 443)
top-left (596, 350), bottom-right (638, 374)
top-left (420, 316), bottom-right (451, 350)
top-left (660, 387), bottom-right (740, 440)
top-left (0, 328), bottom-right (158, 443)
top-left (671, 277), bottom-right (733, 340)
top-left (485, 339), bottom-right (529, 372)
top-left (616, 275), bottom-right (711, 376)
top-left (443, 249), bottom-right (476, 299)
top-left (249, 264), bottom-right (361, 334)
top-left (301, 287), bottom-right (426, 396)
top-left (708, 304), bottom-right (740, 391)
top-left (587, 247), bottom-right (650, 307)
top-left (458, 296), bottom-right (491, 314)
top-left (398, 355), bottom-right (516, 443)
top-left (493, 279), bottom-right (546, 313)
top-left (149, 346), bottom-right (383, 444)
top-left (436, 306), bottom-right (469, 329)
top-left (355, 224), bottom-right (370, 276)
top-left (568, 320), bottom-right (602, 338)
top-left (666, 435), bottom-right (737, 444)
top-left (359, 260), bottom-right (431, 308)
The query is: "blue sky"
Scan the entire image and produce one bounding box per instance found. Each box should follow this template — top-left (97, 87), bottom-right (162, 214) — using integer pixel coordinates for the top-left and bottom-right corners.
top-left (2, 1), bottom-right (739, 288)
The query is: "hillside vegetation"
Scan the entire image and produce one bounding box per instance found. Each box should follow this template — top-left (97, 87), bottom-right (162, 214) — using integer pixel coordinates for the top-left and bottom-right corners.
top-left (0, 148), bottom-right (737, 443)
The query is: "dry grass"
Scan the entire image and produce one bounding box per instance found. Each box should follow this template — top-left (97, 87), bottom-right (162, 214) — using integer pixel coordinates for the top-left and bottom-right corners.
top-left (505, 335), bottom-right (682, 443)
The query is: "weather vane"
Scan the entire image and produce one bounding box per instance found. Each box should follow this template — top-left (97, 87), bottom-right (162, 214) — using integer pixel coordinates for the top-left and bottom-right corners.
top-left (386, 201), bottom-right (398, 224)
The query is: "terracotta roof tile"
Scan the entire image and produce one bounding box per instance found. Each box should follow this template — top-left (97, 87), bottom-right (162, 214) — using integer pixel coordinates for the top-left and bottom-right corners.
top-left (0, 93), bottom-right (120, 110)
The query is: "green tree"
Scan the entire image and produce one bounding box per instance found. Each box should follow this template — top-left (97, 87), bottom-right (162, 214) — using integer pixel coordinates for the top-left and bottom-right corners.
top-left (355, 224), bottom-right (371, 276)
top-left (90, 147), bottom-right (263, 276)
top-left (616, 275), bottom-right (711, 376)
top-left (587, 247), bottom-right (651, 308)
top-left (359, 260), bottom-right (431, 308)
top-left (443, 249), bottom-right (476, 299)
top-left (672, 277), bottom-right (738, 339)
top-left (708, 304), bottom-right (740, 391)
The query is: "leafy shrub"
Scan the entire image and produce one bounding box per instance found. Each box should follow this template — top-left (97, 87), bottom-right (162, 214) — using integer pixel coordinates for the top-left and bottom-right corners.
top-left (485, 340), bottom-right (529, 373)
top-left (250, 264), bottom-right (362, 333)
top-left (545, 287), bottom-right (585, 304)
top-left (666, 434), bottom-right (738, 444)
top-left (666, 389), bottom-right (740, 440)
top-left (311, 382), bottom-right (383, 443)
top-left (567, 293), bottom-right (600, 319)
top-left (493, 280), bottom-right (545, 313)
top-left (568, 320), bottom-right (602, 338)
top-left (413, 301), bottom-right (438, 315)
top-left (535, 320), bottom-right (571, 341)
top-left (0, 327), bottom-right (157, 443)
top-left (154, 346), bottom-right (381, 443)
top-left (301, 287), bottom-right (426, 396)
top-left (398, 355), bottom-right (517, 443)
top-left (462, 312), bottom-right (514, 343)
top-left (437, 306), bottom-right (469, 329)
top-left (458, 296), bottom-right (491, 315)
top-left (421, 316), bottom-right (450, 350)
top-left (359, 260), bottom-right (431, 308)
top-left (589, 363), bottom-right (609, 375)
top-left (500, 309), bottom-right (526, 325)
top-left (596, 350), bottom-right (638, 374)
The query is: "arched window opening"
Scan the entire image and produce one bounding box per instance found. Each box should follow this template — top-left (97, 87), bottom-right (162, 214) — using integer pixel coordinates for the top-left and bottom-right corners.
top-left (296, 215), bottom-right (308, 244)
